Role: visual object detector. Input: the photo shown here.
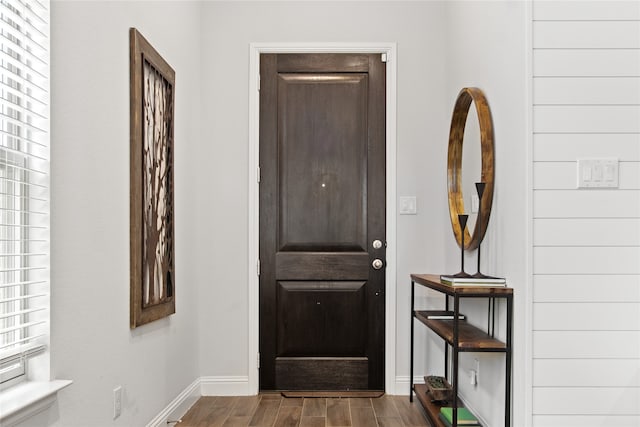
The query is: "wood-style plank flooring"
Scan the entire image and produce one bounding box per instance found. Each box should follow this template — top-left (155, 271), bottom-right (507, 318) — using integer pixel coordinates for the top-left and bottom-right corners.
top-left (179, 395), bottom-right (430, 427)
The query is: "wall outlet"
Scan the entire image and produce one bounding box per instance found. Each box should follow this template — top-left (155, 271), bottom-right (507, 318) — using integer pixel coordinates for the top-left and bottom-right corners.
top-left (113, 386), bottom-right (122, 419)
top-left (470, 369), bottom-right (477, 386)
top-left (474, 358), bottom-right (480, 384)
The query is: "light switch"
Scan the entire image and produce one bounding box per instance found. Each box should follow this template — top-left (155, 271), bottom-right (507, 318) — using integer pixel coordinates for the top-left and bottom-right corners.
top-left (399, 196), bottom-right (417, 215)
top-left (471, 194), bottom-right (479, 213)
top-left (605, 164), bottom-right (616, 181)
top-left (577, 158), bottom-right (619, 188)
top-left (593, 163), bottom-right (603, 181)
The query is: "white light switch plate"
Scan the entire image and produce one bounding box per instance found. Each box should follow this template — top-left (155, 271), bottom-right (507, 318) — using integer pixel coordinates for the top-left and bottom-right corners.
top-left (471, 194), bottom-right (479, 213)
top-left (577, 158), bottom-right (619, 188)
top-left (399, 196), bottom-right (417, 215)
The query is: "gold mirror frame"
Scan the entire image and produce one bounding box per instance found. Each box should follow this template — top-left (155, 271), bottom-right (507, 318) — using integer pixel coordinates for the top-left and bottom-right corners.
top-left (447, 87), bottom-right (495, 250)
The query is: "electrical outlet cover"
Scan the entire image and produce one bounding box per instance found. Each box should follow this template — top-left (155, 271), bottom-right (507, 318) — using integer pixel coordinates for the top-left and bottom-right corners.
top-left (113, 386), bottom-right (122, 419)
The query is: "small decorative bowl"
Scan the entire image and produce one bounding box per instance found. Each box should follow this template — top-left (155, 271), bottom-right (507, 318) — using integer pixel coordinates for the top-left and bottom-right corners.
top-left (424, 375), bottom-right (453, 402)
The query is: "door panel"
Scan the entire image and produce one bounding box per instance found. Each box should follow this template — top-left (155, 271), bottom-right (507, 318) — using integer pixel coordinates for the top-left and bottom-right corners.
top-left (275, 358), bottom-right (368, 391)
top-left (276, 281), bottom-right (366, 356)
top-left (278, 73), bottom-right (368, 251)
top-left (275, 53), bottom-right (370, 73)
top-left (275, 252), bottom-right (369, 281)
top-left (259, 53), bottom-right (386, 391)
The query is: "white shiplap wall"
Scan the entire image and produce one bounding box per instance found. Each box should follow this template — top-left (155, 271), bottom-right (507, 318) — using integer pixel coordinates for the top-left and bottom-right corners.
top-left (532, 1), bottom-right (640, 427)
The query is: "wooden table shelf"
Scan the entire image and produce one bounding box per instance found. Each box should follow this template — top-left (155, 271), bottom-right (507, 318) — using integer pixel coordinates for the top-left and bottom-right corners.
top-left (414, 310), bottom-right (506, 351)
top-left (410, 273), bottom-right (513, 427)
top-left (411, 274), bottom-right (513, 296)
top-left (412, 383), bottom-right (459, 427)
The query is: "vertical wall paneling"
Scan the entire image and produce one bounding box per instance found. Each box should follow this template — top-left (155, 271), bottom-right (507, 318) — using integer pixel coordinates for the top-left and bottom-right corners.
top-left (532, 1), bottom-right (640, 425)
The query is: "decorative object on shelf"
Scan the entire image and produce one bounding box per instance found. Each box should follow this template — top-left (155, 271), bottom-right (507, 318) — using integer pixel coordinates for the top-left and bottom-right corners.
top-left (426, 311), bottom-right (466, 320)
top-left (440, 407), bottom-right (481, 426)
top-left (452, 214), bottom-right (471, 278)
top-left (472, 182), bottom-right (502, 280)
top-left (447, 87), bottom-right (494, 251)
top-left (472, 182), bottom-right (486, 277)
top-left (129, 28), bottom-right (176, 328)
top-left (424, 375), bottom-right (453, 403)
top-left (445, 87), bottom-right (504, 283)
top-left (439, 275), bottom-right (506, 287)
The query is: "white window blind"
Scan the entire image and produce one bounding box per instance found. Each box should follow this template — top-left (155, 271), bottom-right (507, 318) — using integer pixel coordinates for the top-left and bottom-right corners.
top-left (0, 0), bottom-right (49, 385)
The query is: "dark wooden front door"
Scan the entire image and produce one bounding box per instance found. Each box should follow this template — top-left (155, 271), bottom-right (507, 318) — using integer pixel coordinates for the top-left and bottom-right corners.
top-left (259, 53), bottom-right (386, 391)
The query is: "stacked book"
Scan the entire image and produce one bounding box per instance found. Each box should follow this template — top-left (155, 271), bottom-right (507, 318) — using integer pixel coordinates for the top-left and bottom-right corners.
top-left (438, 407), bottom-right (481, 427)
top-left (439, 275), bottom-right (506, 287)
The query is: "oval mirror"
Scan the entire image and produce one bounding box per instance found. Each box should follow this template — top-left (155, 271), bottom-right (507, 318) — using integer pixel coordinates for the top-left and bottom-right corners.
top-left (447, 87), bottom-right (495, 250)
top-left (461, 102), bottom-right (482, 235)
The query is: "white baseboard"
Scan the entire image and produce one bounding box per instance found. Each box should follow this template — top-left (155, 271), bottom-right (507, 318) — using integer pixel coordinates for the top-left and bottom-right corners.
top-left (146, 376), bottom-right (252, 427)
top-left (394, 375), bottom-right (425, 396)
top-left (145, 378), bottom-right (201, 427)
top-left (200, 376), bottom-right (251, 396)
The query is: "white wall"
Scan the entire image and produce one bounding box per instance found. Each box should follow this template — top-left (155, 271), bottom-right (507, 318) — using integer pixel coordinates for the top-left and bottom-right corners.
top-left (26, 2), bottom-right (455, 425)
top-left (23, 2), bottom-right (203, 426)
top-left (20, 1), bottom-right (538, 426)
top-left (440, 2), bottom-right (529, 427)
top-left (531, 1), bottom-right (640, 426)
top-left (196, 2), bottom-right (531, 426)
top-left (195, 0), bottom-right (452, 388)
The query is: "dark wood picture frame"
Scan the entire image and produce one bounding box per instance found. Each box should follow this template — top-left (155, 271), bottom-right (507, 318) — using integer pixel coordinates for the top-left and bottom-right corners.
top-left (129, 28), bottom-right (176, 328)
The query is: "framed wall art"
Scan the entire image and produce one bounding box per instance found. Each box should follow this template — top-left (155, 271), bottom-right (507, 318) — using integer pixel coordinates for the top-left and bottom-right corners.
top-left (129, 28), bottom-right (175, 328)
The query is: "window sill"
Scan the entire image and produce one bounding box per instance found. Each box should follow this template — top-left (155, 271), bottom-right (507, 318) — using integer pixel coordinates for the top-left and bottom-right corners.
top-left (0, 380), bottom-right (72, 427)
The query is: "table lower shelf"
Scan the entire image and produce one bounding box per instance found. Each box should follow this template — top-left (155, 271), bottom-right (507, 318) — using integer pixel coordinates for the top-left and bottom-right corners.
top-left (412, 383), bottom-right (474, 427)
top-left (414, 311), bottom-right (506, 351)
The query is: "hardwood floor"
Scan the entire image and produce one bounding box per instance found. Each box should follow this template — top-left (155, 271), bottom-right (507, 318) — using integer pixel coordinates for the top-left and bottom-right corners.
top-left (179, 395), bottom-right (430, 427)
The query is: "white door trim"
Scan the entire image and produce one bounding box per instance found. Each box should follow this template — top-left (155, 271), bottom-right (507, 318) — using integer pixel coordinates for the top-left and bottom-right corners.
top-left (247, 42), bottom-right (398, 394)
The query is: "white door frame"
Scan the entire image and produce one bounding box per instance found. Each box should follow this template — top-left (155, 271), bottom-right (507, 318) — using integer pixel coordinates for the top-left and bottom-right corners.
top-left (247, 42), bottom-right (398, 394)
